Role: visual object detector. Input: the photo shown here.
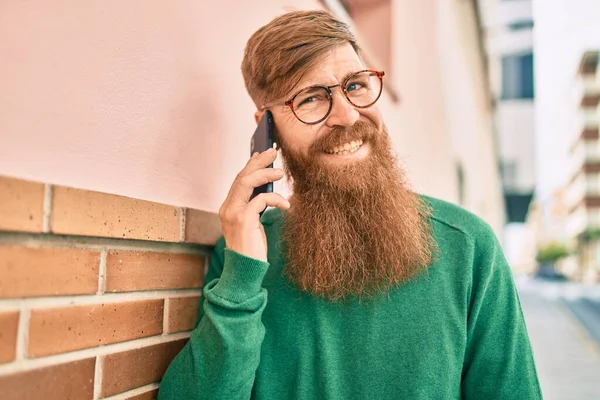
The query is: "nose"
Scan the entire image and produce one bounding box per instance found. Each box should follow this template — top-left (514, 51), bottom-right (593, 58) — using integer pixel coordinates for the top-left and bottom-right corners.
top-left (325, 88), bottom-right (360, 128)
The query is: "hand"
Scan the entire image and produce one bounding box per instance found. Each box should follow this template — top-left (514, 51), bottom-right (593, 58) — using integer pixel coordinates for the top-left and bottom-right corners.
top-left (219, 148), bottom-right (290, 262)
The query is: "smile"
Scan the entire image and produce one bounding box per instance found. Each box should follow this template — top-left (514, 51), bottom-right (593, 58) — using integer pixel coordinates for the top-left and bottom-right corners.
top-left (324, 140), bottom-right (364, 155)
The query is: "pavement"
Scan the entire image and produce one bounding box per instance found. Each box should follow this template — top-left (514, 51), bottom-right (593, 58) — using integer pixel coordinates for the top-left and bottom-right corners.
top-left (517, 277), bottom-right (600, 400)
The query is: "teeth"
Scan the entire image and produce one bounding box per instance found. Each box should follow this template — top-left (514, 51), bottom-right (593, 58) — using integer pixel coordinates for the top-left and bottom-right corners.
top-left (325, 140), bottom-right (363, 155)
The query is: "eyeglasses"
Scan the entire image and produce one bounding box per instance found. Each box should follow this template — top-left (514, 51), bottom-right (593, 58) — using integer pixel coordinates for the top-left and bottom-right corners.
top-left (261, 70), bottom-right (385, 125)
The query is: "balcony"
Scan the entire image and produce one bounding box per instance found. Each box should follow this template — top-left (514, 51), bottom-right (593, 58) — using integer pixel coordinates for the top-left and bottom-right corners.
top-left (566, 171), bottom-right (600, 210)
top-left (567, 203), bottom-right (588, 238)
top-left (567, 200), bottom-right (600, 238)
top-left (584, 195), bottom-right (600, 208)
top-left (572, 75), bottom-right (600, 109)
top-left (565, 172), bottom-right (586, 210)
top-left (570, 108), bottom-right (600, 150)
top-left (569, 141), bottom-right (585, 181)
top-left (584, 143), bottom-right (600, 163)
top-left (568, 138), bottom-right (599, 177)
top-left (578, 51), bottom-right (599, 78)
top-left (588, 212), bottom-right (600, 230)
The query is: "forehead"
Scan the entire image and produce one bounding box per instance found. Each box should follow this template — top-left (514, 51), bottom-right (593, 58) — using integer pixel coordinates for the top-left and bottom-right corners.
top-left (292, 43), bottom-right (365, 92)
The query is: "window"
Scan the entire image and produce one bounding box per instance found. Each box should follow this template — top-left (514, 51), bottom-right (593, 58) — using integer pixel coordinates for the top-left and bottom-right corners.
top-left (501, 52), bottom-right (535, 99)
top-left (501, 160), bottom-right (518, 189)
top-left (507, 20), bottom-right (534, 31)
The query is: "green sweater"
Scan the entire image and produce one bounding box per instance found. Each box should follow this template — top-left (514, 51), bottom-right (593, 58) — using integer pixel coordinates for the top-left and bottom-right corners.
top-left (159, 196), bottom-right (542, 399)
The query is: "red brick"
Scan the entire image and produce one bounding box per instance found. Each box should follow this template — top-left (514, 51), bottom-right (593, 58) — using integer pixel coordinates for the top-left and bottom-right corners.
top-left (106, 251), bottom-right (204, 292)
top-left (0, 358), bottom-right (95, 400)
top-left (0, 176), bottom-right (44, 233)
top-left (28, 300), bottom-right (164, 357)
top-left (0, 246), bottom-right (99, 298)
top-left (0, 311), bottom-right (19, 364)
top-left (166, 296), bottom-right (201, 333)
top-left (52, 187), bottom-right (181, 241)
top-left (101, 339), bottom-right (187, 397)
top-left (185, 209), bottom-right (221, 245)
top-left (126, 389), bottom-right (159, 400)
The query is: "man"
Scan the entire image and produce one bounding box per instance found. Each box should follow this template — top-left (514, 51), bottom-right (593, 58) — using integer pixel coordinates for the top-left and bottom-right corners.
top-left (159, 10), bottom-right (542, 400)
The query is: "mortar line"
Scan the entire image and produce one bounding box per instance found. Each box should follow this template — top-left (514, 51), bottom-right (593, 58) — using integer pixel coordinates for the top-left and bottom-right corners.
top-left (0, 290), bottom-right (202, 311)
top-left (97, 248), bottom-right (108, 295)
top-left (42, 184), bottom-right (53, 233)
top-left (179, 208), bottom-right (186, 242)
top-left (0, 332), bottom-right (190, 375)
top-left (100, 382), bottom-right (160, 400)
top-left (93, 356), bottom-right (103, 399)
top-left (163, 298), bottom-right (171, 336)
top-left (15, 306), bottom-right (30, 361)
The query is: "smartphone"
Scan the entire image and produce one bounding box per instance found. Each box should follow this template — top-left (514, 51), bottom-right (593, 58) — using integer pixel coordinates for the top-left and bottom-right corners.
top-left (250, 110), bottom-right (275, 202)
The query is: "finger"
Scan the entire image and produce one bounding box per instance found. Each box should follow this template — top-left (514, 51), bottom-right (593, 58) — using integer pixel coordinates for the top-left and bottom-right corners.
top-left (239, 148), bottom-right (278, 178)
top-left (247, 192), bottom-right (291, 215)
top-left (224, 150), bottom-right (275, 205)
top-left (231, 168), bottom-right (286, 203)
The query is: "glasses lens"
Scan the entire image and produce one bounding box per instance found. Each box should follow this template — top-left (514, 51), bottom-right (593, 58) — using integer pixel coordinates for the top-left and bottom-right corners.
top-left (292, 86), bottom-right (332, 124)
top-left (344, 71), bottom-right (382, 108)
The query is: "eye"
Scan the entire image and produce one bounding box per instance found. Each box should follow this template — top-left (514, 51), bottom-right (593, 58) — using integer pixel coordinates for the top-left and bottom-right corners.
top-left (346, 82), bottom-right (363, 92)
top-left (297, 93), bottom-right (328, 107)
top-left (298, 96), bottom-right (317, 107)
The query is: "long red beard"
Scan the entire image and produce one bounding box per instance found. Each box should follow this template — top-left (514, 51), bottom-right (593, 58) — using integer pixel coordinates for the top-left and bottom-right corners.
top-left (278, 120), bottom-right (437, 302)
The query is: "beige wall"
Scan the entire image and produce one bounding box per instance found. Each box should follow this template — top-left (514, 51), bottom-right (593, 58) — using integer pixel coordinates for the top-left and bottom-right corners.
top-left (0, 0), bottom-right (503, 231)
top-left (387, 0), bottom-right (458, 202)
top-left (436, 0), bottom-right (505, 233)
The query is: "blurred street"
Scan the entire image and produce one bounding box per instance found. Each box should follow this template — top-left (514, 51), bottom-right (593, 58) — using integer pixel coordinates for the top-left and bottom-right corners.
top-left (517, 278), bottom-right (600, 399)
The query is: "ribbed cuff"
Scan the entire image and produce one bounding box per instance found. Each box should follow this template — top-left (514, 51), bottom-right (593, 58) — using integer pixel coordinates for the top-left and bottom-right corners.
top-left (209, 248), bottom-right (270, 303)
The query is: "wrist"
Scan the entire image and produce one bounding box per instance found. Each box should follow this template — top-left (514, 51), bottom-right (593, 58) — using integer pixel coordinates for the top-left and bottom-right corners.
top-left (209, 248), bottom-right (270, 303)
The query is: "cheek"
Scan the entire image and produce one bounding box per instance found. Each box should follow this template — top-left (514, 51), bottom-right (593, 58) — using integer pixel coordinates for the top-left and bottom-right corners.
top-left (359, 109), bottom-right (383, 127)
top-left (284, 135), bottom-right (316, 158)
top-left (278, 122), bottom-right (319, 156)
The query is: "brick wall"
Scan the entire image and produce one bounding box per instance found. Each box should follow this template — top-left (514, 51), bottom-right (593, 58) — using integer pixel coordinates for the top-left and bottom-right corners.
top-left (0, 176), bottom-right (221, 400)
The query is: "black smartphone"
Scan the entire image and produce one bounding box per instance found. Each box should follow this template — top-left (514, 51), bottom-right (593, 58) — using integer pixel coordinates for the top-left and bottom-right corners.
top-left (250, 110), bottom-right (275, 202)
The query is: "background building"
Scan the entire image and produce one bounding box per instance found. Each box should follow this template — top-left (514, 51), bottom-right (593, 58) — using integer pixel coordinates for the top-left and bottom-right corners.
top-left (476, 0), bottom-right (536, 261)
top-left (533, 0), bottom-right (600, 281)
top-left (565, 51), bottom-right (600, 281)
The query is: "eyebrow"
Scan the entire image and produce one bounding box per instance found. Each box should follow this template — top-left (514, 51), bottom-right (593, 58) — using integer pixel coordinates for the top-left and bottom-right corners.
top-left (292, 70), bottom-right (362, 96)
top-left (339, 70), bottom-right (358, 84)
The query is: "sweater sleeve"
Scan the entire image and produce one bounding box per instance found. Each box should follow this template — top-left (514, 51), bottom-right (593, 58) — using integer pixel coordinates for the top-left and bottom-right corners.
top-left (461, 224), bottom-right (542, 400)
top-left (158, 237), bottom-right (269, 400)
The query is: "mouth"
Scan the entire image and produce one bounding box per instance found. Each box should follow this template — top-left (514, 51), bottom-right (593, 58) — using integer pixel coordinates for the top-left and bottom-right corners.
top-left (323, 140), bottom-right (364, 156)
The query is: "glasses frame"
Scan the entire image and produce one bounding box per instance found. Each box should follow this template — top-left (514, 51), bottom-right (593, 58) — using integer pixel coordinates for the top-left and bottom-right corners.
top-left (261, 70), bottom-right (385, 125)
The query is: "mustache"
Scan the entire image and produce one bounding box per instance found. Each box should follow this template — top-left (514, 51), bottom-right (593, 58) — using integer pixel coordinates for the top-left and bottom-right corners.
top-left (310, 120), bottom-right (380, 153)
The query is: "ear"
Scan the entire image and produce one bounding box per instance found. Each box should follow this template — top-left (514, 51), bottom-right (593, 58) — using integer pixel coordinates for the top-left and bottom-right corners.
top-left (254, 110), bottom-right (264, 125)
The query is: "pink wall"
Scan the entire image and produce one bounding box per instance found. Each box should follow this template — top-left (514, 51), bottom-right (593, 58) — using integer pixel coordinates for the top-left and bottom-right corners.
top-left (0, 0), bottom-right (455, 211)
top-left (0, 1), bottom-right (319, 211)
top-left (347, 0), bottom-right (392, 77)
